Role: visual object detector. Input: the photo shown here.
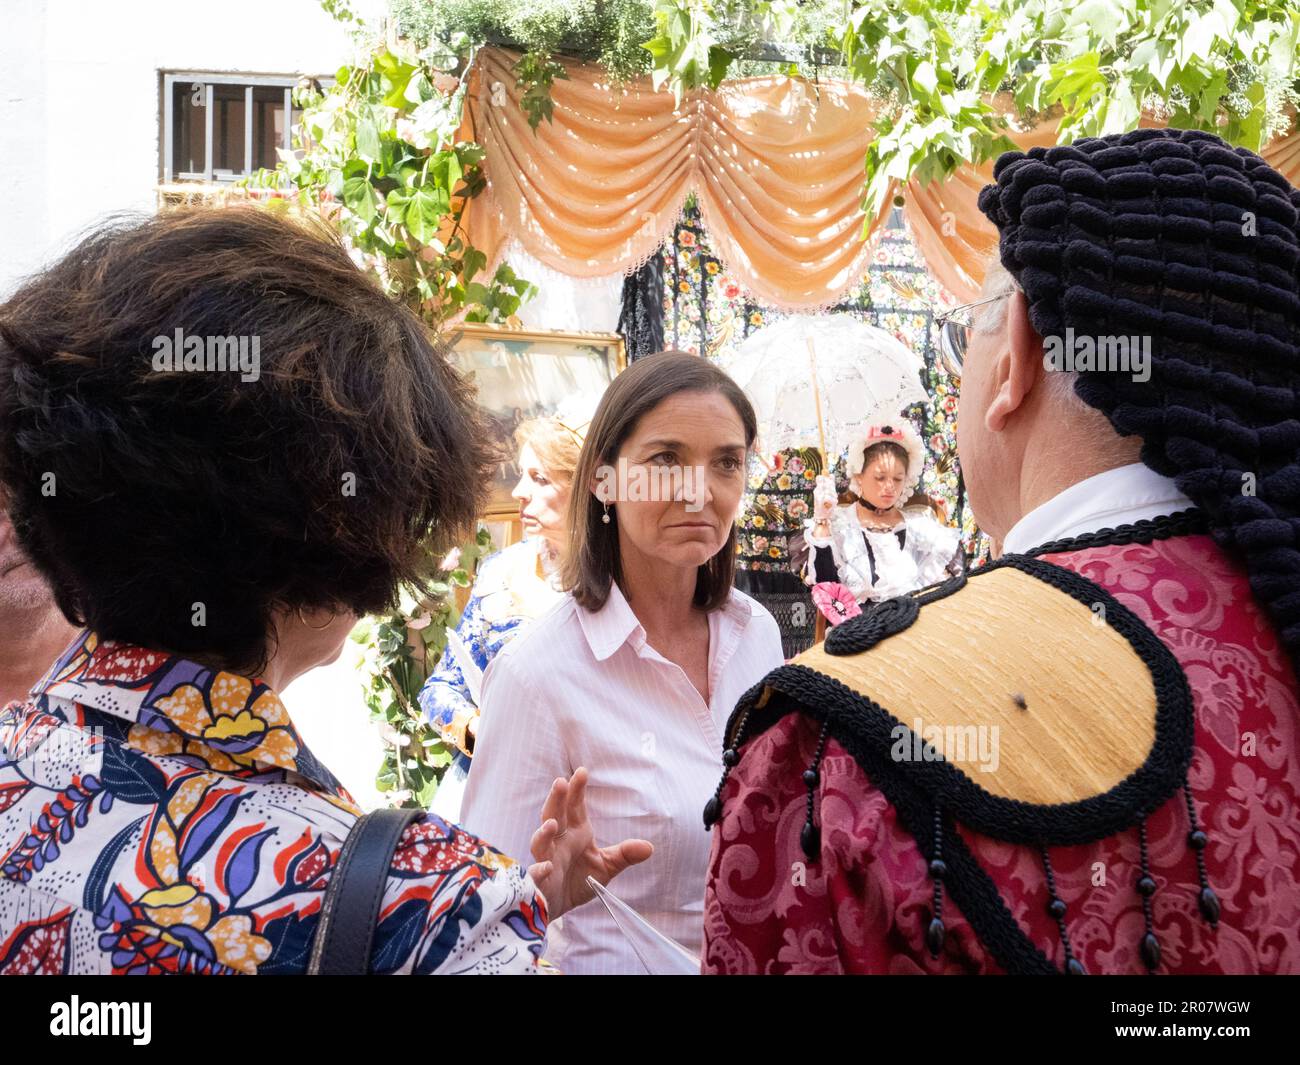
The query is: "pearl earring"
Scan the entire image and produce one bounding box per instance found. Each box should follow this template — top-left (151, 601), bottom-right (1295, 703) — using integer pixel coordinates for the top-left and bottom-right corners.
top-left (602, 502), bottom-right (611, 524)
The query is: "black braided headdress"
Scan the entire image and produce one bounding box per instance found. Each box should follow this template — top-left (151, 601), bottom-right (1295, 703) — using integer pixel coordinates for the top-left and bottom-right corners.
top-left (977, 127), bottom-right (1300, 672)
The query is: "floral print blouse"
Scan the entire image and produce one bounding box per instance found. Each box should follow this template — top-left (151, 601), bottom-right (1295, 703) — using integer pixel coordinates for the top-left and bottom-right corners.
top-left (0, 631), bottom-right (549, 975)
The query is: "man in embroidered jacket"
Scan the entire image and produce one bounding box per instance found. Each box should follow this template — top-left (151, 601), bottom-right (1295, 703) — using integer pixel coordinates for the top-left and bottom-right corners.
top-left (703, 129), bottom-right (1300, 975)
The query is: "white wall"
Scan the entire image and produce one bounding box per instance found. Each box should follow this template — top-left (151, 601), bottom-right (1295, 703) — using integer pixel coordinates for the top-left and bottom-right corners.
top-left (283, 640), bottom-right (387, 812)
top-left (0, 0), bottom-right (622, 332)
top-left (0, 0), bottom-right (383, 295)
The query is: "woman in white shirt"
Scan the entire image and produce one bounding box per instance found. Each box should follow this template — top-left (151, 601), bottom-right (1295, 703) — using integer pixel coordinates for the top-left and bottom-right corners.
top-left (460, 351), bottom-right (785, 975)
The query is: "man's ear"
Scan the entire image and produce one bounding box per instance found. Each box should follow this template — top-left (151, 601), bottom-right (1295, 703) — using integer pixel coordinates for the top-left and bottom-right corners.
top-left (985, 289), bottom-right (1044, 433)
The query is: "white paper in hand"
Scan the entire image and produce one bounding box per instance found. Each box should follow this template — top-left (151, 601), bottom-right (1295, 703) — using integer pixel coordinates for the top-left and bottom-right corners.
top-left (585, 877), bottom-right (700, 975)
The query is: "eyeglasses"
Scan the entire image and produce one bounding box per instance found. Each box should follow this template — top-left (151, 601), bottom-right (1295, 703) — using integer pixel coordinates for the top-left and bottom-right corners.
top-left (933, 291), bottom-right (1011, 380)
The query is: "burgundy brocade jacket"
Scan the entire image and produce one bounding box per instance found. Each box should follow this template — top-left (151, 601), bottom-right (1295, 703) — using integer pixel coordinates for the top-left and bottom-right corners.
top-left (702, 530), bottom-right (1300, 974)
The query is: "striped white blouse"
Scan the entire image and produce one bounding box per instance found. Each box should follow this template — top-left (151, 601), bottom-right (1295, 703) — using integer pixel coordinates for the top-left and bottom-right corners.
top-left (459, 581), bottom-right (784, 975)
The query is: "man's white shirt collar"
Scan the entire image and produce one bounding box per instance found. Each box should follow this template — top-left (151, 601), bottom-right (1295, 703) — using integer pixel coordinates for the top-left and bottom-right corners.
top-left (1001, 463), bottom-right (1195, 556)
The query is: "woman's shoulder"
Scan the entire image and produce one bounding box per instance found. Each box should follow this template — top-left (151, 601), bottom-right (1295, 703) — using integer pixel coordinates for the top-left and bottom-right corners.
top-left (479, 595), bottom-right (585, 724)
top-left (473, 540), bottom-right (539, 592)
top-left (488, 594), bottom-right (582, 674)
top-left (827, 504), bottom-right (861, 534)
top-left (728, 586), bottom-right (771, 619)
top-left (726, 587), bottom-right (782, 636)
top-left (901, 508), bottom-right (953, 534)
top-left (473, 540), bottom-right (567, 623)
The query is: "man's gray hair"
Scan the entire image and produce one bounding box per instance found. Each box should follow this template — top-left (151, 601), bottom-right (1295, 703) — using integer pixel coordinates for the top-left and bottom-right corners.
top-left (972, 259), bottom-right (1020, 335)
top-left (973, 256), bottom-right (1087, 412)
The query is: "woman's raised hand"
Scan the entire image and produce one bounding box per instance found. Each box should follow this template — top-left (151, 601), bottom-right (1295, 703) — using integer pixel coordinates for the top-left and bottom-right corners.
top-left (813, 473), bottom-right (837, 520)
top-left (526, 767), bottom-right (654, 919)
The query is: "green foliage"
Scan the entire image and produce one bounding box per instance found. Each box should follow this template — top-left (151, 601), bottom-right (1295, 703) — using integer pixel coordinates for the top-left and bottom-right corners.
top-left (392, 0), bottom-right (659, 81)
top-left (838, 0), bottom-right (1300, 216)
top-left (390, 0), bottom-right (656, 127)
top-left (515, 50), bottom-right (570, 129)
top-left (247, 29), bottom-right (535, 324)
top-left (643, 1), bottom-right (840, 100)
top-left (320, 0), bottom-right (369, 28)
top-left (352, 527), bottom-right (495, 808)
top-left (391, 1), bottom-right (842, 108)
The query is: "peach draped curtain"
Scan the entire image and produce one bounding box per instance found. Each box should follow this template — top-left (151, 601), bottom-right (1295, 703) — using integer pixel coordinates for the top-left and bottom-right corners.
top-left (462, 47), bottom-right (1300, 306)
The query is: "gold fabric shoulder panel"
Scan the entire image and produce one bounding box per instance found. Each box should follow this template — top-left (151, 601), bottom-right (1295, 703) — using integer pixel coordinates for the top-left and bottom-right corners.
top-left (793, 566), bottom-right (1160, 806)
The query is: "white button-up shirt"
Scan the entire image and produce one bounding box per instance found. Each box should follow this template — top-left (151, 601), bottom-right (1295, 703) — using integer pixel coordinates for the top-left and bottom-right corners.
top-left (460, 581), bottom-right (785, 975)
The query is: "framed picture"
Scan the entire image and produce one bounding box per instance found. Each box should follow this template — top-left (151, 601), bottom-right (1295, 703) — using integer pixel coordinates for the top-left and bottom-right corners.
top-left (448, 324), bottom-right (627, 521)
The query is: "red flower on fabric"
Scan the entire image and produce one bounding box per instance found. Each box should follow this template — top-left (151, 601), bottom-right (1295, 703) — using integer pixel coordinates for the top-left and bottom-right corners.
top-left (0, 908), bottom-right (74, 974)
top-left (83, 642), bottom-right (170, 685)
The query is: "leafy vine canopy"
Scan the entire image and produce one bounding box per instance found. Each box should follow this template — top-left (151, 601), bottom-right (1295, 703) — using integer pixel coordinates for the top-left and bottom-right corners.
top-left (389, 0), bottom-right (1300, 211)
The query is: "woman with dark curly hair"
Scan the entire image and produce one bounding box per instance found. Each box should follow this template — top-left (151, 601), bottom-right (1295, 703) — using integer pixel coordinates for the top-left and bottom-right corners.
top-left (0, 206), bottom-right (649, 975)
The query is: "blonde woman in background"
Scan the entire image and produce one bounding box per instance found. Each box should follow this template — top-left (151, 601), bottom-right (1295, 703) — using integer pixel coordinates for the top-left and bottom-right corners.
top-left (418, 413), bottom-right (585, 821)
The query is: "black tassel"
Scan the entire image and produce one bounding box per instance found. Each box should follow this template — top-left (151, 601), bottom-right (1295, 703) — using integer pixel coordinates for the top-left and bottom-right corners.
top-left (1042, 844), bottom-right (1085, 974)
top-left (800, 717), bottom-right (833, 860)
top-left (1137, 818), bottom-right (1161, 972)
top-left (927, 806), bottom-right (947, 958)
top-left (1183, 784), bottom-right (1220, 927)
top-left (703, 707), bottom-right (752, 830)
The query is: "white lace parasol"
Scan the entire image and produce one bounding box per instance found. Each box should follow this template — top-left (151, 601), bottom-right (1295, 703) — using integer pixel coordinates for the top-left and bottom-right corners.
top-left (720, 314), bottom-right (928, 463)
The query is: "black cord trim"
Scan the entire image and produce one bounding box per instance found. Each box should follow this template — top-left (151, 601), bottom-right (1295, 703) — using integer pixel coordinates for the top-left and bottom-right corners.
top-left (1023, 509), bottom-right (1209, 558)
top-left (726, 554), bottom-right (1195, 844)
top-left (822, 570), bottom-right (968, 657)
top-left (737, 682), bottom-right (1060, 974)
top-left (1041, 845), bottom-right (1084, 974)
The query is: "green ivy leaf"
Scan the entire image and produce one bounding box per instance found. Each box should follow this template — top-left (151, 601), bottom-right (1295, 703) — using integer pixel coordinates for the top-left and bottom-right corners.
top-left (405, 187), bottom-right (445, 243)
top-left (1237, 80), bottom-right (1267, 150)
top-left (706, 45), bottom-right (734, 89)
top-left (342, 176), bottom-right (377, 222)
top-left (355, 112), bottom-right (382, 164)
top-left (1197, 70), bottom-right (1228, 126)
top-left (461, 246), bottom-right (488, 283)
top-left (404, 70), bottom-right (434, 106)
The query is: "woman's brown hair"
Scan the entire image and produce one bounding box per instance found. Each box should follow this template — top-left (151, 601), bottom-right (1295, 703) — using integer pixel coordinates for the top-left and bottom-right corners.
top-left (561, 350), bottom-right (757, 612)
top-left (0, 205), bottom-right (498, 676)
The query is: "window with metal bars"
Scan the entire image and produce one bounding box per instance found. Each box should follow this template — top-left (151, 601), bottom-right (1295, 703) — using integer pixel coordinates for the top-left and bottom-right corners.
top-left (161, 72), bottom-right (316, 184)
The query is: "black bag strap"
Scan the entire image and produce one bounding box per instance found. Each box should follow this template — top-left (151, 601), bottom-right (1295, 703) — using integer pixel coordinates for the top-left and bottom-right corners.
top-left (307, 806), bottom-right (422, 975)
